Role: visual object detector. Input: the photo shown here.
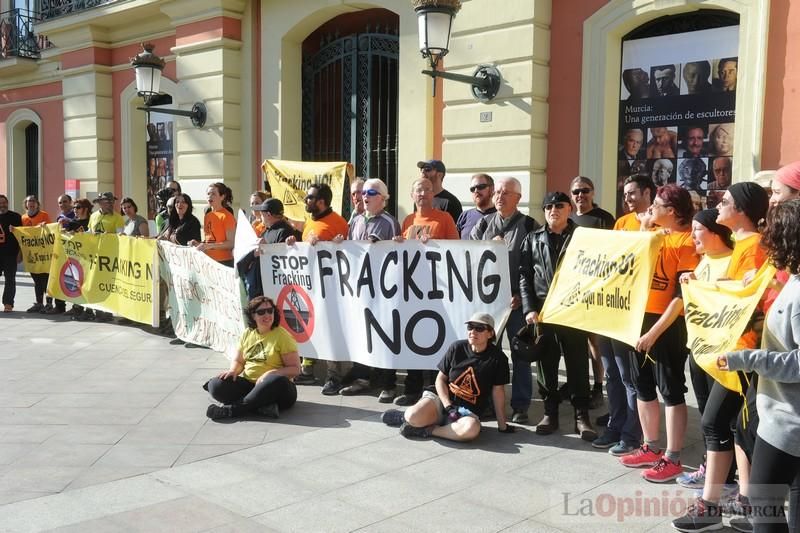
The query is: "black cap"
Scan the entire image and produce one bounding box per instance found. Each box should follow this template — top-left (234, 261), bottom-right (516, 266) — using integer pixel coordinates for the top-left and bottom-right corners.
top-left (694, 209), bottom-right (733, 249)
top-left (728, 182), bottom-right (769, 228)
top-left (416, 159), bottom-right (446, 173)
top-left (253, 198), bottom-right (284, 215)
top-left (542, 191), bottom-right (571, 209)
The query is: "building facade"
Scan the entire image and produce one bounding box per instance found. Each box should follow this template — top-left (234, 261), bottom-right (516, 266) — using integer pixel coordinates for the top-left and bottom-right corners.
top-left (1, 0), bottom-right (797, 219)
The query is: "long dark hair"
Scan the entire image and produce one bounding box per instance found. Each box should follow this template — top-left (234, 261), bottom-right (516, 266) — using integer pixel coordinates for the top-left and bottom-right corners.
top-left (168, 193), bottom-right (194, 229)
top-left (762, 199), bottom-right (800, 275)
top-left (245, 296), bottom-right (281, 330)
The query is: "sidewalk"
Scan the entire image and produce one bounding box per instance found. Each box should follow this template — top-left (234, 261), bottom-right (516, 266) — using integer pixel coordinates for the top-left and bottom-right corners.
top-left (1, 272), bottom-right (731, 532)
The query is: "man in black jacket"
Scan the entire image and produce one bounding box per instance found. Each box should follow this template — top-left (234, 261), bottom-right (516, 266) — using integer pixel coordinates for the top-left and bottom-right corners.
top-left (0, 195), bottom-right (22, 313)
top-left (519, 191), bottom-right (596, 441)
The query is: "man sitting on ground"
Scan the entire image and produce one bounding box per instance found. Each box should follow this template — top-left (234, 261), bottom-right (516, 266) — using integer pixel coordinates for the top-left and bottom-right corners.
top-left (381, 313), bottom-right (514, 441)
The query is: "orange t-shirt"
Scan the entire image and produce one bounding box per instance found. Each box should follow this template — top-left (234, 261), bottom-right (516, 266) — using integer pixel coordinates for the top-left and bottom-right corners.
top-left (302, 211), bottom-right (348, 242)
top-left (725, 234), bottom-right (766, 280)
top-left (203, 209), bottom-right (236, 262)
top-left (727, 234), bottom-right (767, 349)
top-left (401, 209), bottom-right (459, 240)
top-left (252, 220), bottom-right (266, 236)
top-left (22, 211), bottom-right (51, 226)
top-left (613, 212), bottom-right (642, 231)
top-left (646, 230), bottom-right (699, 314)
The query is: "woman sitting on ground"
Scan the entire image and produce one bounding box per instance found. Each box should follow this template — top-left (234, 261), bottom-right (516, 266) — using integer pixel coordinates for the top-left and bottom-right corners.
top-left (205, 296), bottom-right (300, 420)
top-left (381, 312), bottom-right (514, 441)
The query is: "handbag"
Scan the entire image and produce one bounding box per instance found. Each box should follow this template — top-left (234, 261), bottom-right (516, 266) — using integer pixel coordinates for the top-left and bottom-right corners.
top-left (511, 323), bottom-right (548, 362)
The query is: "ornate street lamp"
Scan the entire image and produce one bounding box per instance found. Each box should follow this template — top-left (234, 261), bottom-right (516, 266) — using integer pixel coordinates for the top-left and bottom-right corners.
top-left (413, 0), bottom-right (501, 102)
top-left (130, 44), bottom-right (207, 128)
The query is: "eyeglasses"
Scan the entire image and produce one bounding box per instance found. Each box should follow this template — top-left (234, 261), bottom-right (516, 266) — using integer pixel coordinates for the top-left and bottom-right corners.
top-left (469, 183), bottom-right (490, 193)
top-left (718, 198), bottom-right (732, 207)
top-left (571, 188), bottom-right (592, 196)
top-left (304, 195), bottom-right (318, 202)
top-left (421, 166), bottom-right (433, 172)
top-left (253, 306), bottom-right (274, 316)
top-left (466, 323), bottom-right (490, 332)
top-left (544, 203), bottom-right (567, 211)
top-left (361, 189), bottom-right (381, 197)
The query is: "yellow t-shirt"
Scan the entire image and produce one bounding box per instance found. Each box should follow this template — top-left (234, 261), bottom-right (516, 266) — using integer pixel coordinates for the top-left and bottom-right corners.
top-left (238, 326), bottom-right (298, 382)
top-left (693, 252), bottom-right (732, 282)
top-left (88, 211), bottom-right (125, 234)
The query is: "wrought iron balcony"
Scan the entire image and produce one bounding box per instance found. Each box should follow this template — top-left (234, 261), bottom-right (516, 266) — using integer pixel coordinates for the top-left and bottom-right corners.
top-left (0, 8), bottom-right (50, 60)
top-left (38, 0), bottom-right (121, 21)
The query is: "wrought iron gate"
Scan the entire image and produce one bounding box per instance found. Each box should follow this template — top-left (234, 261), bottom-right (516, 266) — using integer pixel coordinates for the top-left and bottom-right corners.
top-left (302, 31), bottom-right (399, 214)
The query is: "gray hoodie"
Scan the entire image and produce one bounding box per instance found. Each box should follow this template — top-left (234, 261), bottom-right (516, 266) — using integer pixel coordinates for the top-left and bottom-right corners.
top-left (726, 274), bottom-right (800, 457)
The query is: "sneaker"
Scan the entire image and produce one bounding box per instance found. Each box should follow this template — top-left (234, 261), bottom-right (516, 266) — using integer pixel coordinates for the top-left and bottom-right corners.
top-left (721, 494), bottom-right (750, 517)
top-left (381, 409), bottom-right (405, 427)
top-left (293, 372), bottom-right (318, 385)
top-left (95, 311), bottom-right (113, 322)
top-left (595, 412), bottom-right (610, 426)
top-left (73, 309), bottom-right (94, 321)
top-left (697, 483), bottom-right (738, 502)
top-left (592, 431), bottom-right (619, 449)
top-left (45, 304), bottom-right (64, 315)
top-left (26, 303), bottom-right (43, 313)
top-left (2, 304), bottom-right (12, 313)
top-left (378, 389), bottom-right (396, 403)
top-left (169, 338), bottom-right (186, 345)
top-left (256, 403), bottom-right (279, 419)
top-left (728, 516), bottom-right (752, 533)
top-left (642, 457), bottom-right (683, 482)
top-left (321, 378), bottom-right (341, 396)
top-left (590, 383), bottom-right (604, 409)
top-left (609, 441), bottom-right (639, 456)
top-left (671, 497), bottom-right (723, 532)
top-left (206, 404), bottom-right (234, 419)
top-left (619, 444), bottom-right (663, 468)
top-left (677, 462), bottom-right (706, 489)
top-left (511, 409), bottom-right (529, 424)
top-left (400, 422), bottom-right (432, 439)
top-left (42, 303), bottom-right (53, 314)
top-left (394, 393), bottom-right (420, 406)
top-left (340, 378), bottom-right (371, 396)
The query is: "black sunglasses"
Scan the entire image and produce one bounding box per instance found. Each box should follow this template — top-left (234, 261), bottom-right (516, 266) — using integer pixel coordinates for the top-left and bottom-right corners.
top-left (572, 188), bottom-right (592, 195)
top-left (544, 203), bottom-right (567, 211)
top-left (304, 195), bottom-right (318, 202)
top-left (253, 306), bottom-right (274, 316)
top-left (469, 183), bottom-right (490, 193)
top-left (466, 322), bottom-right (490, 332)
top-left (421, 166), bottom-right (433, 172)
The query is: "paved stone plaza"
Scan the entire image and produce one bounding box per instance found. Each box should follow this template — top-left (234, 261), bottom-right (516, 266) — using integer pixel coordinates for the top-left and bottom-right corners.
top-left (0, 273), bottom-right (741, 532)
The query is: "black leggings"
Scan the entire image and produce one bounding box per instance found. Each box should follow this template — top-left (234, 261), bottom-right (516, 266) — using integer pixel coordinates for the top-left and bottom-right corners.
top-left (206, 374), bottom-right (297, 416)
top-left (749, 436), bottom-right (800, 533)
top-left (702, 380), bottom-right (746, 452)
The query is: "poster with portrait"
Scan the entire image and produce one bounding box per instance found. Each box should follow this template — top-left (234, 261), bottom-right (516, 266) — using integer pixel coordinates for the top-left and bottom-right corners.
top-left (617, 25), bottom-right (738, 215)
top-left (145, 112), bottom-right (175, 219)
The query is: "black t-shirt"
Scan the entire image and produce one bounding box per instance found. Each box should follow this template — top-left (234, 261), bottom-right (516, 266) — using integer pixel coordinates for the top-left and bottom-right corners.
top-left (570, 207), bottom-right (615, 229)
top-left (0, 210), bottom-right (23, 257)
top-left (433, 189), bottom-right (463, 224)
top-left (435, 340), bottom-right (510, 413)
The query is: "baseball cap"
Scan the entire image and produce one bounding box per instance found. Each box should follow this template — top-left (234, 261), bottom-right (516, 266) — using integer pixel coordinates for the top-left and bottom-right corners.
top-left (94, 192), bottom-right (117, 203)
top-left (253, 198), bottom-right (284, 215)
top-left (417, 159), bottom-right (446, 173)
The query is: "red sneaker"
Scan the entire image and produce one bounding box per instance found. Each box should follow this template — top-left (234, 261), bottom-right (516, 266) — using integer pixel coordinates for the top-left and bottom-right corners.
top-left (619, 444), bottom-right (663, 468)
top-left (642, 457), bottom-right (683, 483)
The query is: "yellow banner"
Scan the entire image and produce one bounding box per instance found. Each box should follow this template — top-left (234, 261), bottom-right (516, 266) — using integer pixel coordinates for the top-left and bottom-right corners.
top-left (262, 159), bottom-right (350, 222)
top-left (47, 229), bottom-right (158, 325)
top-left (682, 263), bottom-right (776, 393)
top-left (540, 227), bottom-right (664, 347)
top-left (11, 223), bottom-right (58, 274)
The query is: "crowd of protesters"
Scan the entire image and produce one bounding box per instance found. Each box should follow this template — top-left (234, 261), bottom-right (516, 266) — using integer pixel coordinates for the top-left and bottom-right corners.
top-left (1, 158), bottom-right (800, 532)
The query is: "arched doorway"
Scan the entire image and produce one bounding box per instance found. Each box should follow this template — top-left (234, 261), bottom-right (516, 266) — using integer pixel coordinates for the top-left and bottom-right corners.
top-left (301, 9), bottom-right (399, 215)
top-left (5, 109), bottom-right (41, 208)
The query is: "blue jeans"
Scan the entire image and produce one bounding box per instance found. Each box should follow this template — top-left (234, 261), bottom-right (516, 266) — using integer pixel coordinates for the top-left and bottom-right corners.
top-left (602, 338), bottom-right (641, 445)
top-left (506, 308), bottom-right (532, 411)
